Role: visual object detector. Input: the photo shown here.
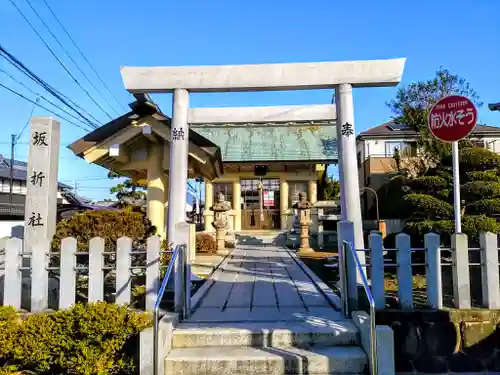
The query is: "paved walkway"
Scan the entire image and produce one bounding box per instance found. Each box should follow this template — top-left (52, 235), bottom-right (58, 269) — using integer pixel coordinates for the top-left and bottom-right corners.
top-left (188, 245), bottom-right (343, 323)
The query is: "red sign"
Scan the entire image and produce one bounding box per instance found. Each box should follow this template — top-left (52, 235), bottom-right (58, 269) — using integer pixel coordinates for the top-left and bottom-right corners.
top-left (428, 95), bottom-right (477, 142)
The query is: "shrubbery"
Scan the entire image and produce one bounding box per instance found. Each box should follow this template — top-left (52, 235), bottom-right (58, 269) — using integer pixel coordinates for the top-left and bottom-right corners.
top-left (0, 302), bottom-right (151, 375)
top-left (51, 208), bottom-right (157, 252)
top-left (402, 194), bottom-right (453, 219)
top-left (195, 233), bottom-right (217, 254)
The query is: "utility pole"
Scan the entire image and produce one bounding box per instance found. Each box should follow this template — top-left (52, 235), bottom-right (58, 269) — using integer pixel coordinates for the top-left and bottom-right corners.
top-left (9, 134), bottom-right (16, 204)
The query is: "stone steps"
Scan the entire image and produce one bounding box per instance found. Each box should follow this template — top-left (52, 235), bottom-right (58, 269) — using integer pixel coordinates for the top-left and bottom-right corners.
top-left (172, 321), bottom-right (360, 349)
top-left (165, 345), bottom-right (367, 375)
top-left (164, 321), bottom-right (367, 375)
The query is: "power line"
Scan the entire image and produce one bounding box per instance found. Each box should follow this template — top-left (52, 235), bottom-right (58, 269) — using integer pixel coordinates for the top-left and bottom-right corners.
top-left (7, 0), bottom-right (110, 122)
top-left (0, 67), bottom-right (95, 129)
top-left (22, 0), bottom-right (119, 118)
top-left (15, 98), bottom-right (38, 142)
top-left (0, 44), bottom-right (99, 128)
top-left (0, 82), bottom-right (93, 132)
top-left (41, 0), bottom-right (126, 112)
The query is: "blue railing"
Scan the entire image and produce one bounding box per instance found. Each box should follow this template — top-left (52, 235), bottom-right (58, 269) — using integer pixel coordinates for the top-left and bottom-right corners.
top-left (342, 240), bottom-right (378, 375)
top-left (152, 244), bottom-right (187, 375)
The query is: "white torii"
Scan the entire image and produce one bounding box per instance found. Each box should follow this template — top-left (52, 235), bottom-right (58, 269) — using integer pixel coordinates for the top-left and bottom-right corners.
top-left (120, 58), bottom-right (406, 255)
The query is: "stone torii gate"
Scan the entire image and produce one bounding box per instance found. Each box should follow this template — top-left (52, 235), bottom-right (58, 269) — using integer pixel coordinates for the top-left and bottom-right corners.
top-left (120, 58), bottom-right (406, 250)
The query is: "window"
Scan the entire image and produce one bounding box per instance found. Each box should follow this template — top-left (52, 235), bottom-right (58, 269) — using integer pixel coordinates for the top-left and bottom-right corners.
top-left (385, 141), bottom-right (416, 157)
top-left (213, 183), bottom-right (233, 204)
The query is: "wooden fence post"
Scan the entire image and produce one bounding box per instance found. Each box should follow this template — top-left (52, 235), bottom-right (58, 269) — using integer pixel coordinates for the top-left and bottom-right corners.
top-left (145, 236), bottom-right (161, 312)
top-left (368, 231), bottom-right (385, 308)
top-left (59, 237), bottom-right (77, 309)
top-left (88, 237), bottom-right (104, 303)
top-left (452, 233), bottom-right (471, 309)
top-left (31, 239), bottom-right (49, 312)
top-left (425, 233), bottom-right (442, 309)
top-left (116, 237), bottom-right (132, 305)
top-left (480, 232), bottom-right (500, 309)
top-left (4, 238), bottom-right (22, 309)
top-left (396, 233), bottom-right (413, 309)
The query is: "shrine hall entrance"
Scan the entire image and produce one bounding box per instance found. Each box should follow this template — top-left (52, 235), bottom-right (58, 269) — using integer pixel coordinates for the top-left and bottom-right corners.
top-left (241, 179), bottom-right (280, 230)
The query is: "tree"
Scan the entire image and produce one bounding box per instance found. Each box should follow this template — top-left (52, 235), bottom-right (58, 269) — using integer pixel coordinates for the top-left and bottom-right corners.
top-left (108, 171), bottom-right (147, 207)
top-left (386, 67), bottom-right (482, 162)
top-left (317, 169), bottom-right (340, 201)
top-left (376, 68), bottom-right (497, 243)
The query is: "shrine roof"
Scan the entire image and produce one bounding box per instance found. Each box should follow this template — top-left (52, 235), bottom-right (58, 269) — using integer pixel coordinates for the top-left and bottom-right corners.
top-left (190, 121), bottom-right (337, 162)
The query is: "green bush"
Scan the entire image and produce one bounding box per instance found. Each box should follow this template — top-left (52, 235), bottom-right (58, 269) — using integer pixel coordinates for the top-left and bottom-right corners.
top-left (467, 198), bottom-right (500, 215)
top-left (0, 302), bottom-right (151, 375)
top-left (459, 147), bottom-right (500, 170)
top-left (409, 176), bottom-right (448, 192)
top-left (195, 233), bottom-right (217, 254)
top-left (465, 170), bottom-right (500, 182)
top-left (403, 215), bottom-right (500, 245)
top-left (461, 181), bottom-right (500, 201)
top-left (52, 208), bottom-right (157, 252)
top-left (402, 194), bottom-right (453, 219)
top-left (462, 215), bottom-right (500, 238)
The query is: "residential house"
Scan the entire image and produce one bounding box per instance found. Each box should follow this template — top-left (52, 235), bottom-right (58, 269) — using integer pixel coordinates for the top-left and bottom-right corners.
top-left (0, 153), bottom-right (72, 222)
top-left (356, 121), bottom-right (500, 217)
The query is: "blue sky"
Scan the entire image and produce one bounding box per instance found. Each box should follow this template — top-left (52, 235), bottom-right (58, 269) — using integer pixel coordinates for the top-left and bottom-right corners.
top-left (0, 0), bottom-right (498, 201)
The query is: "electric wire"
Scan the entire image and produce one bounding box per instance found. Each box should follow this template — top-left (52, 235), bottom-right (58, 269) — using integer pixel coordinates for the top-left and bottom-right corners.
top-left (41, 0), bottom-right (125, 112)
top-left (0, 44), bottom-right (99, 128)
top-left (0, 67), bottom-right (95, 128)
top-left (15, 98), bottom-right (38, 142)
top-left (7, 0), bottom-right (109, 122)
top-left (22, 0), bottom-right (118, 117)
top-left (0, 82), bottom-right (94, 132)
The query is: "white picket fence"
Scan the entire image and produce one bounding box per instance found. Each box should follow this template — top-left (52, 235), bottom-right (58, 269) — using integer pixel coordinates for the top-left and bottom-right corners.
top-left (338, 221), bottom-right (500, 310)
top-left (0, 235), bottom-right (174, 312)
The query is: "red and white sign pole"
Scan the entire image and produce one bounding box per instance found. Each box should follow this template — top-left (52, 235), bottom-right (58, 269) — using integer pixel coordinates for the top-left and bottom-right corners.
top-left (428, 95), bottom-right (478, 233)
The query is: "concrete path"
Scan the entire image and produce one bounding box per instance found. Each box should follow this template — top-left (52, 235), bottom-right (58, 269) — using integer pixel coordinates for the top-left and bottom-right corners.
top-left (188, 245), bottom-right (343, 323)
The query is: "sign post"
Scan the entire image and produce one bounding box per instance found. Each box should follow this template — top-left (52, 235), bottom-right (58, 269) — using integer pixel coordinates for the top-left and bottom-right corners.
top-left (428, 95), bottom-right (477, 233)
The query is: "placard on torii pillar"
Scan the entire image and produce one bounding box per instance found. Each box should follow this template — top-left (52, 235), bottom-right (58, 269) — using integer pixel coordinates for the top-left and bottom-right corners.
top-left (120, 58), bottom-right (406, 250)
top-left (24, 117), bottom-right (60, 252)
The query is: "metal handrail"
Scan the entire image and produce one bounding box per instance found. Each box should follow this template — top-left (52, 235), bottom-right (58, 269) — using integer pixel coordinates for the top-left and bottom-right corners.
top-left (342, 240), bottom-right (378, 375)
top-left (152, 244), bottom-right (183, 375)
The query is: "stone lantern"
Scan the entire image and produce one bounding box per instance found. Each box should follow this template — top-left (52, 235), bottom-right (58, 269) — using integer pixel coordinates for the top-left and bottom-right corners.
top-left (293, 192), bottom-right (313, 253)
top-left (210, 192), bottom-right (232, 255)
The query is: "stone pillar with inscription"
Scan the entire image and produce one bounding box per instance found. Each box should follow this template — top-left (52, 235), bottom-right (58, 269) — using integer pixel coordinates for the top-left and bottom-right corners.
top-left (24, 117), bottom-right (60, 252)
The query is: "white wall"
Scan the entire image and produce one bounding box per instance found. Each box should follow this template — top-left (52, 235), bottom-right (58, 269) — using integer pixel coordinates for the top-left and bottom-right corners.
top-left (358, 135), bottom-right (500, 161)
top-left (0, 178), bottom-right (69, 203)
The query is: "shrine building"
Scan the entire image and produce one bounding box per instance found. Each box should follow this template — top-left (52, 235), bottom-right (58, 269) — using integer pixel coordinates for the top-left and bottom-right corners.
top-left (68, 96), bottom-right (337, 234)
top-left (190, 104), bottom-right (337, 232)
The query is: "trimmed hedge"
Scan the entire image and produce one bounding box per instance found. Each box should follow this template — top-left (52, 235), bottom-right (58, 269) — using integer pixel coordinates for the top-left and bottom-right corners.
top-left (467, 198), bottom-right (500, 215)
top-left (51, 208), bottom-right (157, 252)
top-left (403, 215), bottom-right (500, 245)
top-left (461, 181), bottom-right (500, 201)
top-left (465, 170), bottom-right (500, 183)
top-left (409, 176), bottom-right (448, 191)
top-left (402, 194), bottom-right (453, 219)
top-left (459, 147), bottom-right (500, 170)
top-left (0, 302), bottom-right (151, 374)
